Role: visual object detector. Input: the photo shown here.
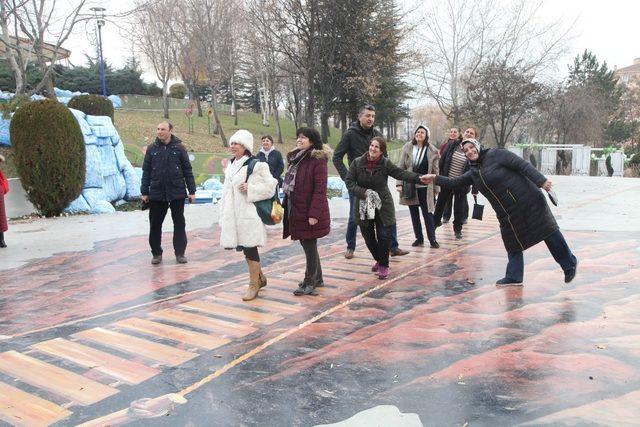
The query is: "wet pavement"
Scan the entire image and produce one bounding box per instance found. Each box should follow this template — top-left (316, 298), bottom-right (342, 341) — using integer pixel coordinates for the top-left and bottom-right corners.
top-left (0, 175), bottom-right (639, 426)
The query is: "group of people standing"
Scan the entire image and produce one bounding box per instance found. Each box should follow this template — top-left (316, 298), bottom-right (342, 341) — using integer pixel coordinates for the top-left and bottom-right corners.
top-left (140, 102), bottom-right (578, 302)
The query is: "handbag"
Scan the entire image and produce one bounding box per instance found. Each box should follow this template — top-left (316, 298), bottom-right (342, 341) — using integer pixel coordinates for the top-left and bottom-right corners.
top-left (472, 194), bottom-right (484, 220)
top-left (246, 158), bottom-right (283, 225)
top-left (401, 182), bottom-right (415, 199)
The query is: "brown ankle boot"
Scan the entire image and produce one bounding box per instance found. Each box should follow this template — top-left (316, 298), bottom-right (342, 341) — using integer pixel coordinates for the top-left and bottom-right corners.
top-left (242, 259), bottom-right (262, 301)
top-left (258, 268), bottom-right (267, 288)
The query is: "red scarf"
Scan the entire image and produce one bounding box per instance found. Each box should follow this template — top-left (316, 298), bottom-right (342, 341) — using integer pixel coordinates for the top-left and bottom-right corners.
top-left (366, 152), bottom-right (382, 172)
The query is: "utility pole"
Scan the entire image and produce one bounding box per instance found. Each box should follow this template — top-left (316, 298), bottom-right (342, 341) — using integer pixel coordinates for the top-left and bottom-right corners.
top-left (91, 7), bottom-right (107, 97)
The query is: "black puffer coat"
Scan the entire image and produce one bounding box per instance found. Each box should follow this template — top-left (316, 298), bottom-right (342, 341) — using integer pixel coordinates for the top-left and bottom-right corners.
top-left (332, 121), bottom-right (382, 180)
top-left (346, 155), bottom-right (421, 227)
top-left (436, 148), bottom-right (557, 252)
top-left (141, 135), bottom-right (196, 202)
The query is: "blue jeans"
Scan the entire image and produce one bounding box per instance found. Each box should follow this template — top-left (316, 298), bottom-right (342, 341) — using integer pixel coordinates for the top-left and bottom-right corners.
top-left (505, 229), bottom-right (577, 281)
top-left (347, 192), bottom-right (399, 251)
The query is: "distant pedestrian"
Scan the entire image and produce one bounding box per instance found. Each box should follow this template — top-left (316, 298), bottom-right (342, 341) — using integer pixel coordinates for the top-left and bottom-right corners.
top-left (425, 138), bottom-right (578, 285)
top-left (332, 104), bottom-right (409, 259)
top-left (140, 122), bottom-right (196, 265)
top-left (396, 125), bottom-right (440, 248)
top-left (0, 154), bottom-right (8, 248)
top-left (219, 130), bottom-right (278, 301)
top-left (438, 127), bottom-right (463, 224)
top-left (282, 127), bottom-right (332, 296)
top-left (256, 135), bottom-right (284, 191)
top-left (433, 126), bottom-right (475, 239)
top-left (346, 137), bottom-right (429, 279)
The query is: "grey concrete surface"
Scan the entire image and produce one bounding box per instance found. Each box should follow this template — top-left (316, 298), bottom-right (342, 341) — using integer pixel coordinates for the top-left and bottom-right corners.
top-left (1, 175), bottom-right (638, 272)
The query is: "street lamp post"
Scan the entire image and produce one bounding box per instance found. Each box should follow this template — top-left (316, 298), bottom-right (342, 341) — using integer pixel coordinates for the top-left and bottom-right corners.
top-left (91, 7), bottom-right (107, 97)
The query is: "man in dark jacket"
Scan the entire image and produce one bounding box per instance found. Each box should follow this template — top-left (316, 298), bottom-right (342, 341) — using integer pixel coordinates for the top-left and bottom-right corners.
top-left (141, 122), bottom-right (196, 265)
top-left (256, 135), bottom-right (284, 188)
top-left (332, 105), bottom-right (409, 259)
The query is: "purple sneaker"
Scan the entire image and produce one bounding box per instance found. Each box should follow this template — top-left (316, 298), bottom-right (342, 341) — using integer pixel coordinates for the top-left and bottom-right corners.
top-left (378, 266), bottom-right (389, 279)
top-left (371, 262), bottom-right (379, 272)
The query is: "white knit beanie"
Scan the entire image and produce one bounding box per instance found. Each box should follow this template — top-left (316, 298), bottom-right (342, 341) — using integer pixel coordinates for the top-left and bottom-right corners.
top-left (462, 138), bottom-right (481, 152)
top-left (229, 129), bottom-right (254, 153)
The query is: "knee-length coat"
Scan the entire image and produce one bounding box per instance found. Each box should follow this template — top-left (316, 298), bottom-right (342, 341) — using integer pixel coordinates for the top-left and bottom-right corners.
top-left (282, 145), bottom-right (332, 241)
top-left (219, 155), bottom-right (278, 249)
top-left (396, 141), bottom-right (440, 212)
top-left (436, 148), bottom-right (558, 252)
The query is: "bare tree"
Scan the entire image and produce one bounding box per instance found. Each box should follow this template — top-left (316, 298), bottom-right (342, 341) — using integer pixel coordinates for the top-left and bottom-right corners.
top-left (0, 0), bottom-right (88, 96)
top-left (132, 0), bottom-right (175, 118)
top-left (187, 0), bottom-right (229, 146)
top-left (413, 0), bottom-right (570, 124)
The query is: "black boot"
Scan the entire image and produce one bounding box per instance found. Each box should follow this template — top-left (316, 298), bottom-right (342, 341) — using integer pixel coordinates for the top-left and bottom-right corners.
top-left (0, 232), bottom-right (6, 248)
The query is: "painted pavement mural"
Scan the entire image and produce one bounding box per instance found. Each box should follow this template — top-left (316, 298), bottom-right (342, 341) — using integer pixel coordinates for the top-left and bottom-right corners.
top-left (0, 199), bottom-right (639, 426)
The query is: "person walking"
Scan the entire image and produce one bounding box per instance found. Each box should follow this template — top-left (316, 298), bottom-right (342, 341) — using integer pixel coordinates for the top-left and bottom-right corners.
top-left (219, 130), bottom-right (278, 301)
top-left (282, 128), bottom-right (332, 296)
top-left (346, 137), bottom-right (429, 279)
top-left (433, 126), bottom-right (476, 239)
top-left (425, 138), bottom-right (578, 285)
top-left (396, 125), bottom-right (440, 248)
top-left (0, 154), bottom-right (8, 248)
top-left (332, 104), bottom-right (409, 259)
top-left (141, 122), bottom-right (196, 265)
top-left (256, 135), bottom-right (284, 191)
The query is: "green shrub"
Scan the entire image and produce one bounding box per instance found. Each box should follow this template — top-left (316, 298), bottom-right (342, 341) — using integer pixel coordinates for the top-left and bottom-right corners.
top-left (67, 94), bottom-right (114, 122)
top-left (170, 83), bottom-right (187, 99)
top-left (10, 100), bottom-right (85, 217)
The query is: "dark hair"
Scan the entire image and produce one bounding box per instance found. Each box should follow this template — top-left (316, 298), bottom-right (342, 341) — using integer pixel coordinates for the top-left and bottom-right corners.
top-left (260, 135), bottom-right (274, 144)
top-left (412, 126), bottom-right (430, 146)
top-left (296, 127), bottom-right (323, 150)
top-left (159, 121), bottom-right (173, 130)
top-left (358, 104), bottom-right (376, 115)
top-left (244, 149), bottom-right (252, 157)
top-left (371, 136), bottom-right (387, 156)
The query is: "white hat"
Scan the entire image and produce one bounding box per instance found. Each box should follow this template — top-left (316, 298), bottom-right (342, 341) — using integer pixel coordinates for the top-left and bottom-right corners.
top-left (415, 124), bottom-right (430, 139)
top-left (229, 129), bottom-right (254, 153)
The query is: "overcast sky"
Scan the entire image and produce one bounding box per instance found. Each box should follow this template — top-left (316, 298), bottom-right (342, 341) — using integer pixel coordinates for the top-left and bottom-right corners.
top-left (63, 0), bottom-right (639, 84)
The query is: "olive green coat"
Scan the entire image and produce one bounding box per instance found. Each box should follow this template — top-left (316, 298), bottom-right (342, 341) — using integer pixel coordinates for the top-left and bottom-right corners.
top-left (345, 154), bottom-right (421, 226)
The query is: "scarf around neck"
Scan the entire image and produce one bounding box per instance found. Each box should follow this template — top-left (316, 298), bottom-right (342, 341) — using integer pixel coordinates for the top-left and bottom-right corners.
top-left (366, 152), bottom-right (382, 172)
top-left (282, 149), bottom-right (310, 195)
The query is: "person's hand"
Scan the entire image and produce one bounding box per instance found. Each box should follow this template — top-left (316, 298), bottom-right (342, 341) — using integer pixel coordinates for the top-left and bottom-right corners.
top-left (396, 184), bottom-right (403, 193)
top-left (542, 180), bottom-right (553, 191)
top-left (420, 174), bottom-right (435, 184)
top-left (308, 217), bottom-right (318, 225)
top-left (239, 182), bottom-right (248, 193)
top-left (188, 194), bottom-right (196, 203)
top-left (141, 195), bottom-right (149, 203)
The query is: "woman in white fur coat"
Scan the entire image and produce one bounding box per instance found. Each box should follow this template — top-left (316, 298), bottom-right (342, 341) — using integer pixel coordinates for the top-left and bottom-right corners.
top-left (219, 129), bottom-right (278, 301)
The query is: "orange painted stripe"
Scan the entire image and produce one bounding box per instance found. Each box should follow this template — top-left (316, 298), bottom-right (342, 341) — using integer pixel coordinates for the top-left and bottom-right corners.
top-left (0, 380), bottom-right (71, 427)
top-left (114, 318), bottom-right (230, 350)
top-left (0, 351), bottom-right (118, 406)
top-left (148, 308), bottom-right (257, 337)
top-left (180, 300), bottom-right (282, 325)
top-left (31, 338), bottom-right (159, 385)
top-left (74, 328), bottom-right (196, 367)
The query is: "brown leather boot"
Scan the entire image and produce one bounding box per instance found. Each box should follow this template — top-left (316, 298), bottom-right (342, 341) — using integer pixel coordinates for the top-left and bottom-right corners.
top-left (242, 259), bottom-right (262, 301)
top-left (258, 268), bottom-right (267, 288)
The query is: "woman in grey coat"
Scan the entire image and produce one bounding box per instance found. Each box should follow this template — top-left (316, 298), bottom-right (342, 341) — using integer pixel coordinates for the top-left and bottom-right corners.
top-left (396, 125), bottom-right (440, 248)
top-left (345, 137), bottom-right (428, 279)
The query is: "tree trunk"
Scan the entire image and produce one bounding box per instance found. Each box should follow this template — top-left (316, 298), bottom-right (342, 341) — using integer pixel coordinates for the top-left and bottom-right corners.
top-left (320, 110), bottom-right (330, 144)
top-left (209, 84), bottom-right (227, 146)
top-left (162, 81), bottom-right (170, 119)
top-left (305, 67), bottom-right (315, 127)
top-left (340, 110), bottom-right (347, 135)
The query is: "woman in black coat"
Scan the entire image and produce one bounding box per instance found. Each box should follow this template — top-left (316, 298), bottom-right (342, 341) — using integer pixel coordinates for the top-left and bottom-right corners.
top-left (426, 139), bottom-right (578, 285)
